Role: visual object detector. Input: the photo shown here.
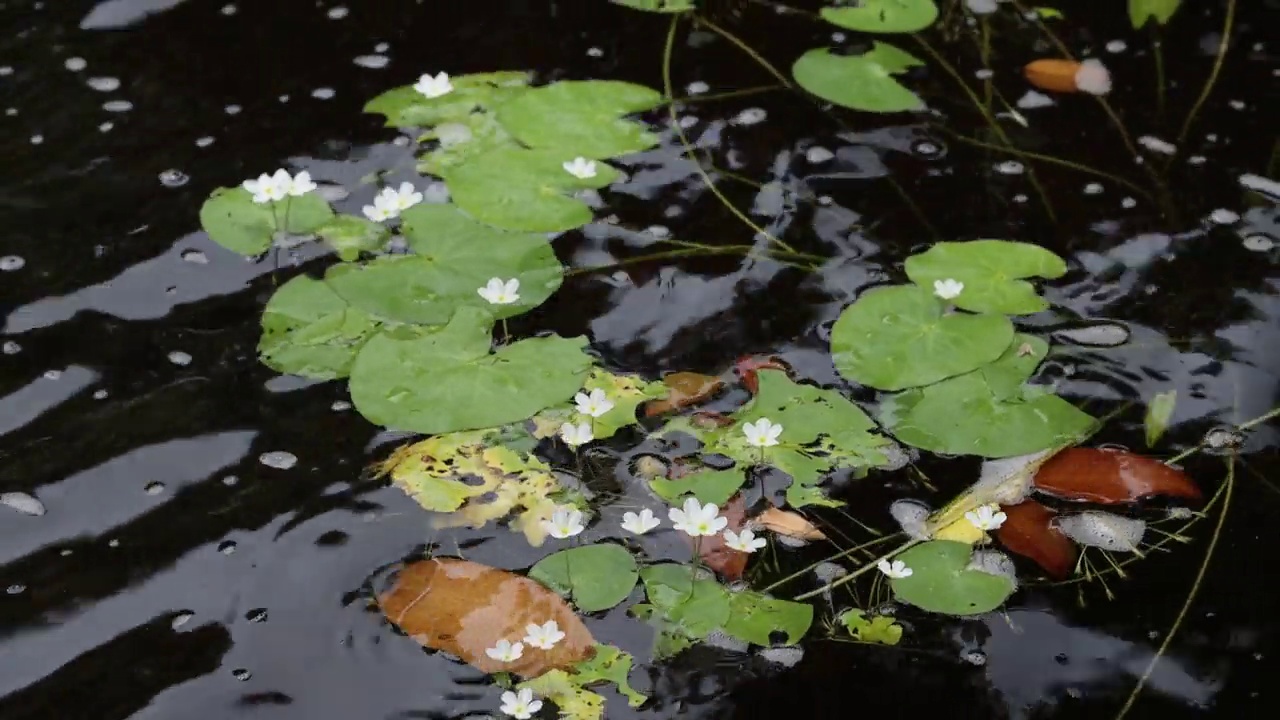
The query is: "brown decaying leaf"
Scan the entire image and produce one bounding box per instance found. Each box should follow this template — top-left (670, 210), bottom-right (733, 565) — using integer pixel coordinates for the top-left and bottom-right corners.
top-left (683, 494), bottom-right (749, 580)
top-left (1032, 447), bottom-right (1203, 505)
top-left (996, 500), bottom-right (1077, 579)
top-left (756, 507), bottom-right (826, 541)
top-left (378, 558), bottom-right (595, 678)
top-left (1024, 58), bottom-right (1082, 93)
top-left (643, 372), bottom-right (725, 417)
top-left (734, 355), bottom-right (789, 394)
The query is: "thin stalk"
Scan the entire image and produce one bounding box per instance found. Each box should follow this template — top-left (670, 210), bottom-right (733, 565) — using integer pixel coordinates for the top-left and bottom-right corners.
top-left (695, 15), bottom-right (793, 88)
top-left (1152, 28), bottom-right (1166, 119)
top-left (760, 533), bottom-right (902, 594)
top-left (793, 538), bottom-right (921, 601)
top-left (979, 17), bottom-right (993, 111)
top-left (661, 16), bottom-right (799, 254)
top-left (1175, 0), bottom-right (1236, 146)
top-left (1163, 405), bottom-right (1280, 467)
top-left (670, 84), bottom-right (786, 106)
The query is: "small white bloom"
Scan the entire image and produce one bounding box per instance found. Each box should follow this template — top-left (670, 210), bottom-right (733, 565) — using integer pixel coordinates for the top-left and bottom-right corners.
top-left (362, 192), bottom-right (397, 222)
top-left (522, 620), bottom-right (566, 650)
top-left (478, 277), bottom-right (521, 305)
top-left (668, 496), bottom-right (728, 537)
top-left (242, 171), bottom-right (287, 203)
top-left (574, 388), bottom-right (614, 418)
top-left (621, 508), bottom-right (660, 535)
top-left (877, 559), bottom-right (913, 578)
top-left (541, 505), bottom-right (586, 539)
top-left (742, 418), bottom-right (783, 448)
top-left (485, 638), bottom-right (524, 663)
top-left (723, 528), bottom-right (767, 553)
top-left (500, 688), bottom-right (543, 719)
top-left (414, 71), bottom-right (453, 99)
top-left (562, 156), bottom-right (598, 180)
top-left (559, 421), bottom-right (593, 448)
top-left (965, 504), bottom-right (1008, 531)
top-left (933, 278), bottom-right (965, 300)
top-left (285, 170), bottom-right (317, 197)
top-left (380, 181), bottom-right (423, 211)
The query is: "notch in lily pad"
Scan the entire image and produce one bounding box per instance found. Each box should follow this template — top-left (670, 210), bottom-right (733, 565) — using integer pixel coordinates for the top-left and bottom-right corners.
top-left (792, 43), bottom-right (925, 113)
top-left (199, 187), bottom-right (334, 256)
top-left (904, 240), bottom-right (1067, 315)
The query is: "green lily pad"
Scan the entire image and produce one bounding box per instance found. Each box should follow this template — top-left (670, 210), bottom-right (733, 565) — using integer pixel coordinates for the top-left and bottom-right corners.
top-left (496, 80), bottom-right (664, 158)
top-left (363, 71), bottom-right (531, 127)
top-left (820, 0), bottom-right (938, 33)
top-left (530, 368), bottom-right (669, 441)
top-left (529, 543), bottom-right (640, 612)
top-left (323, 219), bottom-right (562, 325)
top-left (1128, 0), bottom-right (1181, 28)
top-left (571, 645), bottom-right (648, 708)
top-left (723, 591), bottom-right (813, 646)
top-left (314, 214), bottom-right (389, 261)
top-left (447, 147), bottom-right (622, 233)
top-left (258, 276), bottom-right (381, 379)
top-left (348, 307), bottom-right (593, 434)
top-left (199, 187), bottom-right (334, 255)
top-left (831, 284), bottom-right (1013, 391)
top-left (888, 540), bottom-right (1016, 615)
top-left (904, 240), bottom-right (1067, 315)
top-left (611, 0), bottom-right (695, 12)
top-left (417, 111), bottom-right (521, 178)
top-left (792, 44), bottom-right (925, 113)
top-left (649, 468), bottom-right (744, 507)
top-left (639, 564), bottom-right (731, 639)
top-left (838, 609), bottom-right (903, 645)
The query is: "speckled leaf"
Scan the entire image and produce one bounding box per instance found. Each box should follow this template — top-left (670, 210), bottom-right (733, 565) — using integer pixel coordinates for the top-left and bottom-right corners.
top-left (888, 541), bottom-right (1016, 615)
top-left (519, 671), bottom-right (605, 720)
top-left (820, 0), bottom-right (938, 33)
top-left (447, 147), bottom-right (621, 232)
top-left (314, 213), bottom-right (389, 261)
top-left (496, 80), bottom-right (664, 158)
top-left (838, 609), bottom-right (903, 645)
top-left (199, 187), bottom-right (334, 255)
top-left (257, 275), bottom-right (380, 379)
top-left (792, 44), bottom-right (925, 113)
top-left (363, 71), bottom-right (531, 127)
top-left (904, 240), bottom-right (1067, 315)
top-left (570, 645), bottom-right (648, 708)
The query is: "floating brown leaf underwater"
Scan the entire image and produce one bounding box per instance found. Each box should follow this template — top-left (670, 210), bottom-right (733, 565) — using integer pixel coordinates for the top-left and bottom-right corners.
top-left (1032, 447), bottom-right (1202, 505)
top-left (734, 355), bottom-right (789, 394)
top-left (683, 494), bottom-right (749, 581)
top-left (378, 558), bottom-right (596, 678)
top-left (756, 507), bottom-right (827, 541)
top-left (995, 500), bottom-right (1077, 579)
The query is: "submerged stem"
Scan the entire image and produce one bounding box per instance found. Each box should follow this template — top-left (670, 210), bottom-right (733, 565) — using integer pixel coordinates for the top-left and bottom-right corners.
top-left (1174, 0), bottom-right (1236, 147)
top-left (760, 534), bottom-right (901, 595)
top-left (792, 538), bottom-right (921, 602)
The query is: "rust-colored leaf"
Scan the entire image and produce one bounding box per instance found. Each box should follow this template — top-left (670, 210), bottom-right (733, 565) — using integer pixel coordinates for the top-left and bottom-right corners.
top-left (691, 410), bottom-right (735, 430)
top-left (378, 558), bottom-right (595, 678)
top-left (682, 494), bottom-right (749, 580)
top-left (1024, 58), bottom-right (1082, 93)
top-left (1032, 447), bottom-right (1202, 505)
top-left (643, 372), bottom-right (724, 417)
top-left (757, 507), bottom-right (826, 541)
top-left (734, 355), bottom-right (789, 394)
top-left (995, 500), bottom-right (1077, 579)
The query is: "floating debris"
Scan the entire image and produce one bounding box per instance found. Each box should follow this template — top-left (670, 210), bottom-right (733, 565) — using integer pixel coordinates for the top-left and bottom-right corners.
top-left (806, 146), bottom-right (834, 164)
top-left (1209, 208), bottom-right (1239, 225)
top-left (1, 492), bottom-right (46, 516)
top-left (995, 160), bottom-right (1024, 175)
top-left (103, 99), bottom-right (133, 112)
top-left (172, 611), bottom-right (194, 630)
top-left (353, 54), bottom-right (389, 69)
top-left (144, 481), bottom-right (165, 496)
top-left (158, 169), bottom-right (189, 187)
top-left (327, 6), bottom-right (348, 19)
top-left (1106, 40), bottom-right (1127, 53)
top-left (311, 87), bottom-right (336, 100)
top-left (64, 57), bottom-right (87, 71)
top-left (1243, 235), bottom-right (1275, 252)
top-left (1054, 511), bottom-right (1146, 552)
top-left (1016, 90), bottom-right (1055, 109)
top-left (731, 107), bottom-right (767, 126)
top-left (685, 80), bottom-right (709, 95)
top-left (0, 255), bottom-right (25, 271)
top-left (1052, 323), bottom-right (1131, 347)
top-left (757, 645), bottom-right (804, 667)
top-left (167, 351), bottom-right (192, 366)
top-left (1239, 173), bottom-right (1280, 200)
top-left (259, 450), bottom-right (298, 469)
top-left (1138, 135), bottom-right (1176, 155)
top-left (3, 341), bottom-right (21, 354)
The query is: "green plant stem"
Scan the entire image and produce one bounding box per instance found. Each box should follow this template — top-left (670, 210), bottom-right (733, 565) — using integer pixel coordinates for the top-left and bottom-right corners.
top-left (661, 15), bottom-right (799, 255)
top-left (979, 17), bottom-right (993, 111)
top-left (760, 533), bottom-right (902, 594)
top-left (1112, 455), bottom-right (1234, 720)
top-left (500, 318), bottom-right (509, 345)
top-left (283, 197), bottom-right (293, 234)
top-left (1163, 405), bottom-right (1280, 467)
top-left (1174, 0), bottom-right (1236, 147)
top-left (565, 245), bottom-right (819, 277)
top-left (669, 84), bottom-right (786, 106)
top-left (695, 15), bottom-right (793, 88)
top-left (792, 537), bottom-right (921, 601)
top-left (1152, 28), bottom-right (1166, 119)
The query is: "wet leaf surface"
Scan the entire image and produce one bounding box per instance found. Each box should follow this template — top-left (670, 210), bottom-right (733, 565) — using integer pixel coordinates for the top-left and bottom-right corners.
top-left (1032, 447), bottom-right (1203, 504)
top-left (643, 371), bottom-right (724, 417)
top-left (529, 543), bottom-right (640, 612)
top-left (995, 500), bottom-right (1078, 579)
top-left (733, 355), bottom-right (789, 394)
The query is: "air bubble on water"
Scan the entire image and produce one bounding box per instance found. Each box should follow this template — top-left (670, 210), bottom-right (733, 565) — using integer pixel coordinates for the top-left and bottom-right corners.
top-left (645, 224), bottom-right (670, 238)
top-left (1121, 197), bottom-right (1137, 209)
top-left (65, 57), bottom-right (87, 71)
top-left (2, 491), bottom-right (46, 516)
top-left (1187, 155), bottom-right (1206, 165)
top-left (962, 650), bottom-right (987, 666)
top-left (995, 160), bottom-right (1024, 175)
top-left (1106, 40), bottom-right (1127, 53)
top-left (1083, 182), bottom-right (1104, 195)
top-left (181, 249), bottom-right (209, 264)
top-left (1016, 90), bottom-right (1054, 109)
top-left (43, 369), bottom-right (61, 380)
top-left (218, 540), bottom-right (237, 555)
top-left (758, 645), bottom-right (804, 667)
top-left (686, 80), bottom-right (709, 95)
top-left (93, 389), bottom-right (109, 400)
top-left (172, 611), bottom-right (194, 629)
top-left (2, 341), bottom-right (20, 354)
top-left (813, 562), bottom-right (847, 583)
top-left (831, 31), bottom-right (846, 42)
top-left (1054, 511), bottom-right (1145, 552)
top-left (327, 5), bottom-right (348, 19)
top-left (1209, 208), bottom-right (1239, 225)
top-left (331, 400), bottom-right (351, 411)
top-left (99, 122), bottom-right (113, 132)
top-left (103, 99), bottom-right (132, 112)
top-left (586, 47), bottom-right (603, 58)
top-left (806, 146), bottom-right (834, 164)
top-left (259, 451), bottom-right (298, 470)
top-left (0, 66), bottom-right (13, 76)
top-left (278, 94), bottom-right (289, 103)
top-left (1229, 100), bottom-right (1245, 111)
top-left (677, 115), bottom-right (698, 129)
top-left (87, 76), bottom-right (120, 92)
top-left (232, 668), bottom-right (252, 681)
top-left (1243, 235), bottom-right (1275, 252)
top-left (222, 475), bottom-right (240, 486)
top-left (1138, 135), bottom-right (1176, 155)
top-left (5, 108), bottom-right (16, 116)
top-left (221, 3), bottom-right (236, 15)
top-left (1205, 427), bottom-right (1243, 449)
top-left (311, 87), bottom-right (335, 100)
top-left (374, 42), bottom-right (389, 53)
top-left (225, 104), bottom-right (241, 115)
top-left (731, 107), bottom-right (767, 126)
top-left (974, 68), bottom-right (994, 80)
top-left (912, 141), bottom-right (942, 158)
top-left (144, 481), bottom-right (165, 496)
top-left (7, 584), bottom-right (25, 595)
top-left (353, 54), bottom-right (389, 69)
top-left (159, 169), bottom-right (189, 187)
top-left (0, 255), bottom-right (25, 271)
top-left (30, 134), bottom-right (43, 144)
top-left (392, 135), bottom-right (411, 147)
top-left (108, 538), bottom-right (120, 547)
top-left (167, 351), bottom-right (192, 366)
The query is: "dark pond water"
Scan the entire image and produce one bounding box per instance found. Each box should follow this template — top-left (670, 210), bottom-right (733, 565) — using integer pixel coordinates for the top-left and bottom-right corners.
top-left (1, 0), bottom-right (1277, 718)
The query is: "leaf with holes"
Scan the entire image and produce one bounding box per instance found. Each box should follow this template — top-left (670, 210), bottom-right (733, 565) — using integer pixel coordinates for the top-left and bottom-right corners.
top-left (723, 591), bottom-right (813, 646)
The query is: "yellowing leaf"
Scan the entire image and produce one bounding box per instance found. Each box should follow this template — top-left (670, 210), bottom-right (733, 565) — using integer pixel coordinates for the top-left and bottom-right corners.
top-left (838, 609), bottom-right (903, 645)
top-left (519, 670), bottom-right (605, 720)
top-left (532, 368), bottom-right (667, 440)
top-left (933, 514), bottom-right (987, 544)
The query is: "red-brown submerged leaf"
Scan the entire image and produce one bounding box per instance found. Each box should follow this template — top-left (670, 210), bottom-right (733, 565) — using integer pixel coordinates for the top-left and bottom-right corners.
top-left (1032, 447), bottom-right (1202, 505)
top-left (682, 494), bottom-right (749, 581)
top-left (1024, 58), bottom-right (1083, 93)
top-left (378, 558), bottom-right (595, 677)
top-left (734, 355), bottom-right (789, 394)
top-left (643, 372), bottom-right (725, 417)
top-left (996, 500), bottom-right (1077, 579)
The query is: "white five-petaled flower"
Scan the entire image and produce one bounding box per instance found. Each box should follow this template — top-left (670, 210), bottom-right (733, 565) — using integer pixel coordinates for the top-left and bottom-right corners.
top-left (500, 688), bottom-right (543, 719)
top-left (668, 496), bottom-right (728, 537)
top-left (362, 192), bottom-right (397, 222)
top-left (379, 181), bottom-right (423, 212)
top-left (965, 504), bottom-right (1008, 531)
top-left (574, 388), bottom-right (614, 418)
top-left (414, 71), bottom-right (454, 99)
top-left (723, 528), bottom-right (767, 553)
top-left (242, 170), bottom-right (290, 203)
top-left (621, 508), bottom-right (660, 535)
top-left (562, 156), bottom-right (598, 180)
top-left (933, 278), bottom-right (965, 300)
top-left (522, 620), bottom-right (566, 650)
top-left (478, 277), bottom-right (521, 305)
top-left (877, 559), bottom-right (913, 579)
top-left (742, 418), bottom-right (783, 448)
top-left (559, 421), bottom-right (593, 448)
top-left (485, 638), bottom-right (524, 663)
top-left (542, 505), bottom-right (586, 539)
top-left (285, 170), bottom-right (317, 197)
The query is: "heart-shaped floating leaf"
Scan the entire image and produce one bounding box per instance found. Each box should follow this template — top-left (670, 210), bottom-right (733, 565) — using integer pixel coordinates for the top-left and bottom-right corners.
top-left (258, 276), bottom-right (382, 379)
top-left (379, 558), bottom-right (595, 677)
top-left (447, 147), bottom-right (622, 232)
top-left (349, 307), bottom-right (593, 434)
top-left (530, 543), bottom-right (640, 612)
top-left (792, 44), bottom-right (925, 113)
top-left (199, 187), bottom-right (334, 255)
top-left (531, 368), bottom-right (669, 441)
top-left (324, 209), bottom-right (562, 325)
top-left (831, 284), bottom-right (1013, 391)
top-left (496, 80), bottom-right (664, 158)
top-left (820, 0), bottom-right (938, 33)
top-left (611, 0), bottom-right (695, 12)
top-left (638, 563), bottom-right (732, 640)
top-left (314, 214), bottom-right (390, 261)
top-left (363, 71), bottom-right (531, 127)
top-left (1032, 447), bottom-right (1202, 504)
top-left (723, 591), bottom-right (813, 646)
top-left (904, 240), bottom-right (1067, 315)
top-left (379, 426), bottom-right (563, 545)
top-left (888, 540), bottom-right (1016, 615)
top-left (995, 500), bottom-right (1077, 579)
top-left (1129, 0), bottom-right (1181, 28)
